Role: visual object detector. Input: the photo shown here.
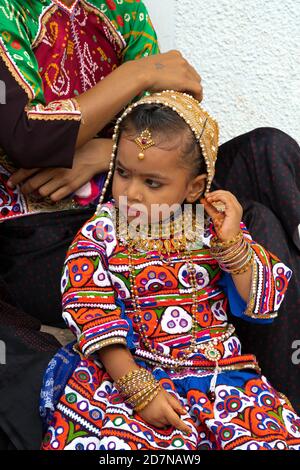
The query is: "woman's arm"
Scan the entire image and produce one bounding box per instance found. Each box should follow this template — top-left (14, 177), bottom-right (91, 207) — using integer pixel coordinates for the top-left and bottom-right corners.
top-left (6, 51), bottom-right (202, 196)
top-left (8, 138), bottom-right (113, 201)
top-left (75, 51), bottom-right (202, 149)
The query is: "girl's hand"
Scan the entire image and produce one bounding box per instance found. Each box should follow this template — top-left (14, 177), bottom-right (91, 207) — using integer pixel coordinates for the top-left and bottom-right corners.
top-left (137, 388), bottom-right (192, 436)
top-left (131, 50), bottom-right (203, 102)
top-left (201, 190), bottom-right (243, 241)
top-left (7, 138), bottom-right (112, 202)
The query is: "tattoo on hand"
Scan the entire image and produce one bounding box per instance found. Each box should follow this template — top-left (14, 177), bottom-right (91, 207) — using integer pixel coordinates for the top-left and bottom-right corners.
top-left (155, 63), bottom-right (165, 70)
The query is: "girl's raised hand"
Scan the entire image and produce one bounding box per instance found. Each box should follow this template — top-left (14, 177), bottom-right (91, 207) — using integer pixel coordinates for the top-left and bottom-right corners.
top-left (201, 190), bottom-right (243, 241)
top-left (137, 388), bottom-right (192, 436)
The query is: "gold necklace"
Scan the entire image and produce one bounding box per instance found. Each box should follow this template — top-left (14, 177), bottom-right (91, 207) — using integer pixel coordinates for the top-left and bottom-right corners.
top-left (126, 244), bottom-right (235, 367)
top-left (116, 207), bottom-right (204, 256)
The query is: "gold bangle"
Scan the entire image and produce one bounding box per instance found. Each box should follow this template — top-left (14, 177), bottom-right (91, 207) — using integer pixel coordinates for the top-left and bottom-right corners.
top-left (118, 376), bottom-right (156, 394)
top-left (126, 382), bottom-right (158, 403)
top-left (211, 238), bottom-right (246, 260)
top-left (116, 368), bottom-right (152, 388)
top-left (221, 245), bottom-right (252, 269)
top-left (134, 386), bottom-right (161, 412)
top-left (229, 252), bottom-right (254, 275)
top-left (128, 383), bottom-right (159, 407)
top-left (210, 230), bottom-right (243, 249)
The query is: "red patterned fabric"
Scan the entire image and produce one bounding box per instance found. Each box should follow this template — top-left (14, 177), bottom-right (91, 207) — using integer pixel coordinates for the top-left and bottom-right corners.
top-left (34, 5), bottom-right (121, 103)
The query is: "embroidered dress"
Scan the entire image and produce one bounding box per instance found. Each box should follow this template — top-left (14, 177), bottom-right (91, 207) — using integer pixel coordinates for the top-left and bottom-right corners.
top-left (0, 0), bottom-right (159, 220)
top-left (40, 202), bottom-right (300, 450)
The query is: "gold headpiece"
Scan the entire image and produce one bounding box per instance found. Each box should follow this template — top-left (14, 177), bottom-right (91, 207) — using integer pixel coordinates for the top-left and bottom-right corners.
top-left (96, 90), bottom-right (219, 213)
top-left (134, 129), bottom-right (155, 160)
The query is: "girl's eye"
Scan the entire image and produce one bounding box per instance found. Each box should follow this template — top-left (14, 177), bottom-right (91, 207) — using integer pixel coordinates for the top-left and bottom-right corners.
top-left (145, 179), bottom-right (162, 189)
top-left (116, 167), bottom-right (129, 178)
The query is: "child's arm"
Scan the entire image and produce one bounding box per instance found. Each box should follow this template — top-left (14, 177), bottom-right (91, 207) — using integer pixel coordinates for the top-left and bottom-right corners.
top-left (62, 210), bottom-right (191, 435)
top-left (230, 264), bottom-right (252, 303)
top-left (202, 191), bottom-right (252, 302)
top-left (98, 344), bottom-right (190, 435)
top-left (202, 191), bottom-right (292, 320)
top-left (98, 344), bottom-right (140, 381)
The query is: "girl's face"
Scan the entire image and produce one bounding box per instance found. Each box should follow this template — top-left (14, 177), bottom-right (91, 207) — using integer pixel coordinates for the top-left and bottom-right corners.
top-left (112, 132), bottom-right (207, 223)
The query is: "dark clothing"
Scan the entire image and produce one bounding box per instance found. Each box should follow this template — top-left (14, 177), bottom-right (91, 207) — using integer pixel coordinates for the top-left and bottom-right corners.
top-left (0, 208), bottom-right (94, 327)
top-left (0, 63), bottom-right (80, 170)
top-left (0, 208), bottom-right (94, 450)
top-left (213, 127), bottom-right (300, 413)
top-left (0, 277), bottom-right (60, 450)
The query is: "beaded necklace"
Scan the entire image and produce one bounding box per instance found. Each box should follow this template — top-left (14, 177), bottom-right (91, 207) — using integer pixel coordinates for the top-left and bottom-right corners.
top-left (116, 206), bottom-right (204, 256)
top-left (116, 214), bottom-right (235, 368)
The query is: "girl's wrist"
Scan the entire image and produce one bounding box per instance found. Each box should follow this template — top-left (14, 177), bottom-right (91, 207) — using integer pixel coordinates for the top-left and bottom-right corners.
top-left (115, 367), bottom-right (161, 411)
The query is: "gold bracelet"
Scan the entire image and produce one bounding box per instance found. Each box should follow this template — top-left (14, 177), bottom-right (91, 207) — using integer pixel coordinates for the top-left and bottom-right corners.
top-left (118, 375), bottom-right (157, 395)
top-left (210, 230), bottom-right (243, 249)
top-left (118, 375), bottom-right (156, 394)
top-left (221, 245), bottom-right (252, 269)
top-left (134, 386), bottom-right (161, 412)
top-left (126, 382), bottom-right (158, 404)
top-left (128, 383), bottom-right (160, 408)
top-left (134, 385), bottom-right (160, 409)
top-left (229, 251), bottom-right (254, 275)
top-left (116, 368), bottom-right (152, 388)
top-left (211, 238), bottom-right (246, 260)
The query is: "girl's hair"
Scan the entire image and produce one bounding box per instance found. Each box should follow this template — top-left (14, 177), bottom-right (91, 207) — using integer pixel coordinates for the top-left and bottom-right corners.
top-left (119, 103), bottom-right (206, 176)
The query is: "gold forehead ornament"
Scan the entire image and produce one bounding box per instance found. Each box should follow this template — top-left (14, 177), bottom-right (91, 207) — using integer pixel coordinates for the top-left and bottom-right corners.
top-left (134, 129), bottom-right (155, 160)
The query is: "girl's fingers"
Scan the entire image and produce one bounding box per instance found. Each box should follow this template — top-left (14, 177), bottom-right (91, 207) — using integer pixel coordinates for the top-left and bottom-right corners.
top-left (200, 197), bottom-right (219, 216)
top-left (206, 191), bottom-right (240, 208)
top-left (201, 198), bottom-right (225, 225)
top-left (166, 409), bottom-right (192, 436)
top-left (166, 393), bottom-right (186, 416)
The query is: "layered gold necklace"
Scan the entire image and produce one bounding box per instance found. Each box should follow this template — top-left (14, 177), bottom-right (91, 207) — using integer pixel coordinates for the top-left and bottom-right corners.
top-left (115, 207), bottom-right (204, 256)
top-left (115, 207), bottom-right (234, 368)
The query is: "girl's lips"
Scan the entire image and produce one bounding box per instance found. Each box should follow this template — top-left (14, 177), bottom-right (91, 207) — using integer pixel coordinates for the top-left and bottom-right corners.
top-left (119, 205), bottom-right (143, 217)
top-left (127, 206), bottom-right (143, 216)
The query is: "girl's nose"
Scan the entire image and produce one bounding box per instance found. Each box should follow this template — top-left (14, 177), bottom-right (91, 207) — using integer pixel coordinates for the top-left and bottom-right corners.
top-left (126, 181), bottom-right (143, 204)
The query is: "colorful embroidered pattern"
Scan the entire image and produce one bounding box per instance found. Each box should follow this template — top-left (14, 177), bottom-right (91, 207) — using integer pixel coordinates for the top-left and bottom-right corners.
top-left (0, 151), bottom-right (79, 219)
top-left (41, 358), bottom-right (300, 450)
top-left (0, 0), bottom-right (159, 108)
top-left (40, 202), bottom-right (297, 450)
top-left (0, 0), bottom-right (159, 220)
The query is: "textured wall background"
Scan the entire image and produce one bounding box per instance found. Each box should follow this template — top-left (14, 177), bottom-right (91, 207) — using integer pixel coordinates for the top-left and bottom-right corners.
top-left (145, 0), bottom-right (300, 144)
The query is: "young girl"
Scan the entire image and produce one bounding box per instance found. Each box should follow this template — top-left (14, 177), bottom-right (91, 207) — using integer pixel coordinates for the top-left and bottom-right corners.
top-left (40, 91), bottom-right (300, 450)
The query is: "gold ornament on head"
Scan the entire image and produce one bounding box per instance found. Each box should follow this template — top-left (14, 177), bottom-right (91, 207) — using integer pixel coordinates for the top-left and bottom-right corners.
top-left (134, 129), bottom-right (155, 160)
top-left (96, 90), bottom-right (219, 214)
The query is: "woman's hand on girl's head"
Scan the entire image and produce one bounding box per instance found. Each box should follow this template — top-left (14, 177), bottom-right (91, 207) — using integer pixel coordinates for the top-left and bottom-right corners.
top-left (137, 388), bottom-right (192, 436)
top-left (7, 138), bottom-right (112, 202)
top-left (129, 50), bottom-right (203, 102)
top-left (201, 190), bottom-right (243, 242)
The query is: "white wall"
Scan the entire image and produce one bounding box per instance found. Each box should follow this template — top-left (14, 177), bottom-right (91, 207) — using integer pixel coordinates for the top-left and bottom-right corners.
top-left (144, 0), bottom-right (300, 144)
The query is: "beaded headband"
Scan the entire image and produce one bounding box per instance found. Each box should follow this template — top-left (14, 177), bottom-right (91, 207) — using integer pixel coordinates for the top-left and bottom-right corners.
top-left (96, 90), bottom-right (219, 214)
